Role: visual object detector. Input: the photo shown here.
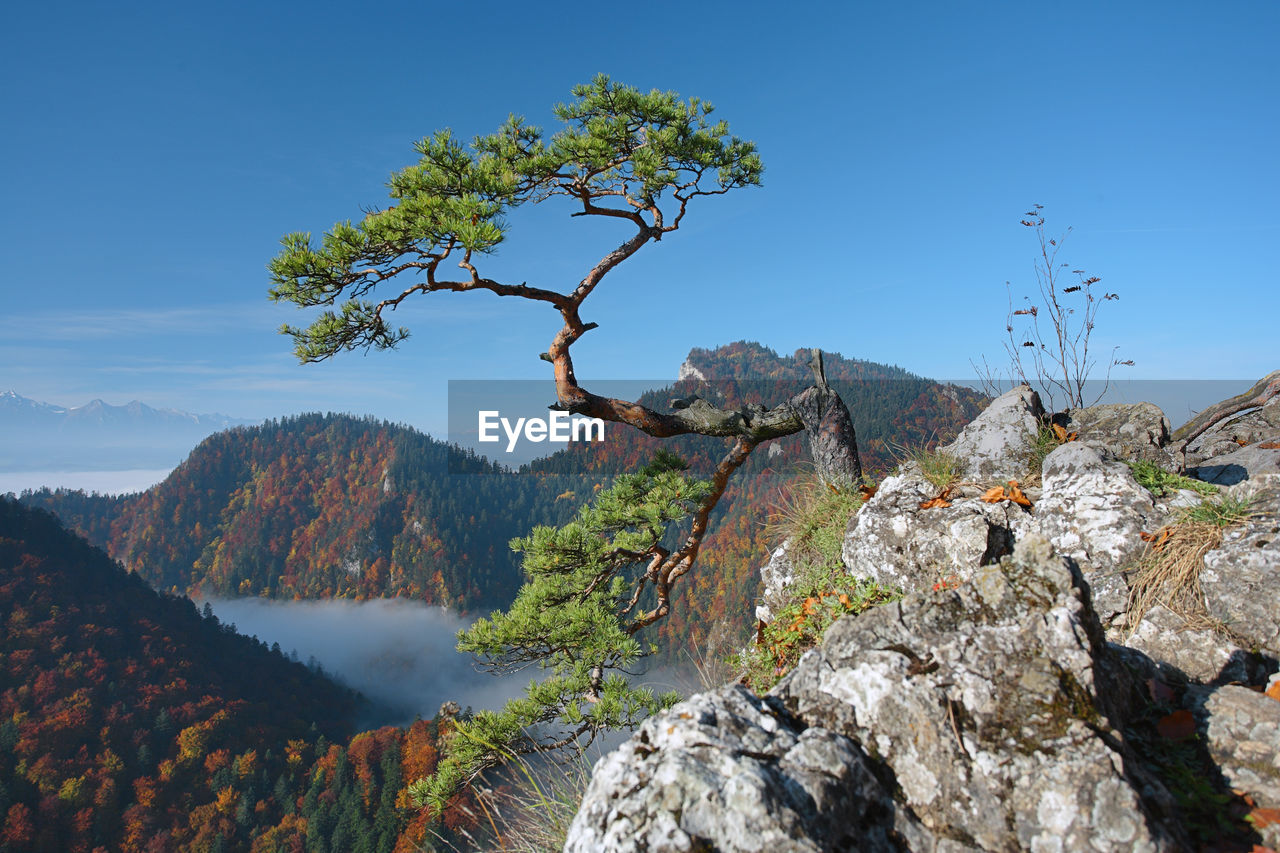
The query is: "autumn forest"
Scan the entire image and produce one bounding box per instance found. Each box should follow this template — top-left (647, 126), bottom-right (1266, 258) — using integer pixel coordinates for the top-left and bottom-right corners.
top-left (2, 343), bottom-right (983, 851)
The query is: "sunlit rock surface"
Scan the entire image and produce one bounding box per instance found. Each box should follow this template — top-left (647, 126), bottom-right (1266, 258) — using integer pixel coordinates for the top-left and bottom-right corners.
top-left (568, 382), bottom-right (1280, 852)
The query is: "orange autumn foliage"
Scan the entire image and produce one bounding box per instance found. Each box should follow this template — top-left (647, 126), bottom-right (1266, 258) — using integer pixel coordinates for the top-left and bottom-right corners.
top-left (981, 480), bottom-right (1033, 507)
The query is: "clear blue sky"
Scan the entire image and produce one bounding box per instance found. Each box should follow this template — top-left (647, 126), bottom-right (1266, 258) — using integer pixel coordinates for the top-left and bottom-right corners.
top-left (2, 1), bottom-right (1276, 437)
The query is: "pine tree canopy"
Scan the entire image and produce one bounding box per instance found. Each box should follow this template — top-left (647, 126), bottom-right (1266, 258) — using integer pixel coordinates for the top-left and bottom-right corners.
top-left (268, 74), bottom-right (762, 363)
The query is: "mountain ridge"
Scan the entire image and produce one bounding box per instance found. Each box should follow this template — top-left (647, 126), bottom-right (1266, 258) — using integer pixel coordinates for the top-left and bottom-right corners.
top-left (0, 390), bottom-right (251, 427)
top-left (1, 391), bottom-right (259, 473)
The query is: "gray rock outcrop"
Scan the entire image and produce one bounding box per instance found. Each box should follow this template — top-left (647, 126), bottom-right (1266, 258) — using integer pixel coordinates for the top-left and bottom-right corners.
top-left (756, 541), bottom-right (796, 624)
top-left (777, 535), bottom-right (1183, 852)
top-left (1032, 443), bottom-right (1156, 628)
top-left (569, 537), bottom-right (1190, 852)
top-left (1199, 473), bottom-right (1280, 658)
top-left (564, 686), bottom-right (931, 853)
top-left (940, 385), bottom-right (1043, 482)
top-left (1122, 604), bottom-right (1245, 684)
top-left (1184, 396), bottom-right (1280, 464)
top-left (1194, 683), bottom-right (1280, 849)
top-left (568, 381), bottom-right (1280, 852)
top-left (1057, 402), bottom-right (1176, 468)
top-left (840, 467), bottom-right (1030, 596)
top-left (1188, 440), bottom-right (1280, 485)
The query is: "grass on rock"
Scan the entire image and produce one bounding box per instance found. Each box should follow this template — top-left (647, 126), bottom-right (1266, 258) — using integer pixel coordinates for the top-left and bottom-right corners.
top-left (745, 474), bottom-right (899, 692)
top-left (891, 443), bottom-right (962, 491)
top-left (1125, 495), bottom-right (1254, 635)
top-left (1126, 459), bottom-right (1218, 498)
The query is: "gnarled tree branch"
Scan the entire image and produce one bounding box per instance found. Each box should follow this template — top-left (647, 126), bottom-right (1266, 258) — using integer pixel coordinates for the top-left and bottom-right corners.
top-left (1173, 370), bottom-right (1280, 460)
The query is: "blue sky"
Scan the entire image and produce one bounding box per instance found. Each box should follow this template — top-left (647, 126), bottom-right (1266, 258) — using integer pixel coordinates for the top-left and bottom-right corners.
top-left (2, 1), bottom-right (1276, 437)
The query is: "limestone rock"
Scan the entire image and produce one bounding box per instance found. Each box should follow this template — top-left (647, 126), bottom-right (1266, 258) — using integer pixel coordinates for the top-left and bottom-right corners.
top-left (941, 385), bottom-right (1044, 483)
top-left (1187, 440), bottom-right (1280, 485)
top-left (1058, 402), bottom-right (1176, 468)
top-left (756, 540), bottom-right (796, 624)
top-left (1184, 396), bottom-right (1280, 469)
top-left (574, 384), bottom-right (1279, 851)
top-left (841, 467), bottom-right (1030, 597)
top-left (563, 686), bottom-right (937, 853)
top-left (774, 535), bottom-right (1184, 852)
top-left (1033, 443), bottom-right (1156, 628)
top-left (1194, 684), bottom-right (1280, 849)
top-left (1199, 685), bottom-right (1280, 805)
top-left (1199, 473), bottom-right (1280, 657)
top-left (1121, 604), bottom-right (1246, 684)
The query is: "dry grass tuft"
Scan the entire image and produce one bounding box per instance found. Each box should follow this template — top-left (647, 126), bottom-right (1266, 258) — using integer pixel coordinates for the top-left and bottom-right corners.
top-left (1125, 495), bottom-right (1258, 639)
top-left (438, 751), bottom-right (592, 852)
top-left (684, 619), bottom-right (742, 692)
top-left (764, 472), bottom-right (864, 576)
top-left (891, 442), bottom-right (962, 492)
top-left (1125, 522), bottom-right (1223, 632)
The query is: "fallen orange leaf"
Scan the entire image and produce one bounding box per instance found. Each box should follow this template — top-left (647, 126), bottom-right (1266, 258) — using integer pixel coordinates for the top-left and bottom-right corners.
top-left (981, 485), bottom-right (1007, 503)
top-left (1250, 807), bottom-right (1280, 828)
top-left (1140, 528), bottom-right (1171, 550)
top-left (1266, 680), bottom-right (1280, 702)
top-left (1260, 441), bottom-right (1280, 450)
top-left (1156, 709), bottom-right (1196, 740)
top-left (919, 486), bottom-right (953, 509)
top-left (979, 482), bottom-right (1032, 505)
top-left (1050, 424), bottom-right (1078, 443)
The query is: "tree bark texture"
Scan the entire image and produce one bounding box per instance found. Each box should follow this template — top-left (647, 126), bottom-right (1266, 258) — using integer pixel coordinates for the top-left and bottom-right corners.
top-left (1172, 370), bottom-right (1280, 448)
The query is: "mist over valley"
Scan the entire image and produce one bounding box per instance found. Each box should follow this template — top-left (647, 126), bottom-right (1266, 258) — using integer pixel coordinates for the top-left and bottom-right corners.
top-left (203, 596), bottom-right (530, 728)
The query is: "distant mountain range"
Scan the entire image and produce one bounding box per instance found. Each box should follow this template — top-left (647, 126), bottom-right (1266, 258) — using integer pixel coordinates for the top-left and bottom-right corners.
top-left (0, 390), bottom-right (257, 471)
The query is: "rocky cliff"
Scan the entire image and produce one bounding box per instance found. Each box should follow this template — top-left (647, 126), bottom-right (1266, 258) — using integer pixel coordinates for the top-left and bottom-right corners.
top-left (566, 384), bottom-right (1280, 851)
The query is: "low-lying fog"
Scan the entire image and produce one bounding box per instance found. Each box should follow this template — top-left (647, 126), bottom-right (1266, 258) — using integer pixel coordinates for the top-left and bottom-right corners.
top-left (204, 597), bottom-right (533, 728)
top-left (205, 597), bottom-right (699, 730)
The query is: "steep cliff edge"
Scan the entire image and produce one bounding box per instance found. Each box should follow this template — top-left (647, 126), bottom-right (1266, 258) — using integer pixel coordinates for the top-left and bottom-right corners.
top-left (567, 386), bottom-right (1280, 852)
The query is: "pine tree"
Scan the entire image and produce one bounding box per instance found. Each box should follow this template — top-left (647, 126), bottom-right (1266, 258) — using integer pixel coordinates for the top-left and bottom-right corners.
top-left (409, 453), bottom-right (703, 809)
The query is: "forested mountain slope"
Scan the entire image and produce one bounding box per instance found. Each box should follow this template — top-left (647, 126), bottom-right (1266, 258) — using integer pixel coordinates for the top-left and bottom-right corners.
top-left (0, 498), bottom-right (477, 852)
top-left (0, 498), bottom-right (352, 849)
top-left (22, 414), bottom-right (583, 612)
